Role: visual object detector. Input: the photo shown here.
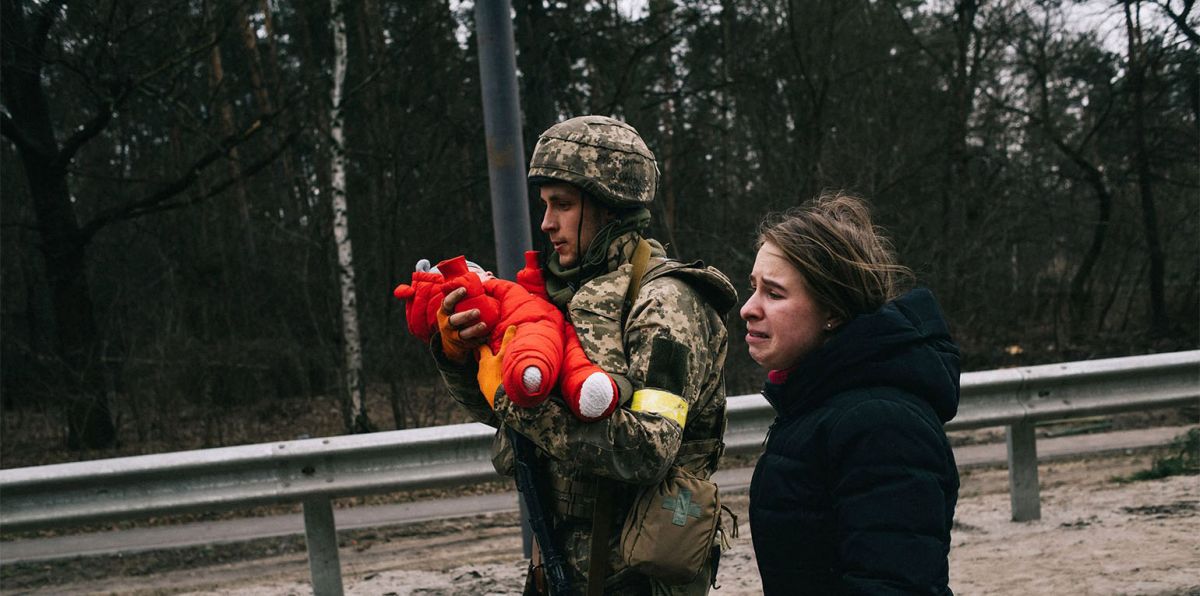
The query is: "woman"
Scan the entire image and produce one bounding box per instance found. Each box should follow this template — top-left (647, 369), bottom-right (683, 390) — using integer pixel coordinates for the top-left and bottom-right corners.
top-left (742, 192), bottom-right (960, 595)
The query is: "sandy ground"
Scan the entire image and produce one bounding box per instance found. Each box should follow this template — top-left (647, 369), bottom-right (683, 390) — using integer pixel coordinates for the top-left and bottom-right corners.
top-left (2, 450), bottom-right (1197, 595)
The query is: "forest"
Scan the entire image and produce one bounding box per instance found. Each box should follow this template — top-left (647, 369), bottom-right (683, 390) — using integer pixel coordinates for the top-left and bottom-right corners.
top-left (1, 0), bottom-right (1196, 456)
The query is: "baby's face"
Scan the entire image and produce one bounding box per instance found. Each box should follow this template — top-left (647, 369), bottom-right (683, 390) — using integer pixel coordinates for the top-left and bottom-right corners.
top-left (423, 258), bottom-right (494, 281)
top-left (467, 263), bottom-right (495, 281)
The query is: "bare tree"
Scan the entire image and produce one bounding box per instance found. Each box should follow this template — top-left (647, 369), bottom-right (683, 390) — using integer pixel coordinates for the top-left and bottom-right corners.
top-left (0, 0), bottom-right (294, 448)
top-left (328, 0), bottom-right (371, 433)
top-left (0, 0), bottom-right (116, 448)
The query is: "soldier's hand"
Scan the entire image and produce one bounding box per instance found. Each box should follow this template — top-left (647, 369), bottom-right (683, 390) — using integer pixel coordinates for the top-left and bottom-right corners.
top-left (438, 287), bottom-right (488, 362)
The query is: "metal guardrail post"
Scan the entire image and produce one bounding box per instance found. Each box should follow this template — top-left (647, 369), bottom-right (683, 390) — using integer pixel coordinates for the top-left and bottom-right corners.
top-left (303, 496), bottom-right (344, 595)
top-left (1006, 421), bottom-right (1041, 521)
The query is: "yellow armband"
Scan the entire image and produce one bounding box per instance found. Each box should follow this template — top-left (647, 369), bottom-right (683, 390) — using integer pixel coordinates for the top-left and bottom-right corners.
top-left (630, 389), bottom-right (688, 429)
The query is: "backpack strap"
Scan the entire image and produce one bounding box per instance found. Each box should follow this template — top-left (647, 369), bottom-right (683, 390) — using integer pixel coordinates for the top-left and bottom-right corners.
top-left (622, 237), bottom-right (653, 319)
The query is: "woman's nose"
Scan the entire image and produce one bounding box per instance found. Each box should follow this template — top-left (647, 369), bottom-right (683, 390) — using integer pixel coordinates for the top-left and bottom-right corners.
top-left (740, 295), bottom-right (758, 321)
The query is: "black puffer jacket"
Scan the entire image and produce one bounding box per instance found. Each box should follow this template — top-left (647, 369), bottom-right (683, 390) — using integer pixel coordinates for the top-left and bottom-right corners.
top-left (749, 288), bottom-right (960, 595)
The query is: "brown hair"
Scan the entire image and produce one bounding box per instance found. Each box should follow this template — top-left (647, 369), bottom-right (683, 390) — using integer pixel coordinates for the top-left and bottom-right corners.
top-left (757, 191), bottom-right (912, 322)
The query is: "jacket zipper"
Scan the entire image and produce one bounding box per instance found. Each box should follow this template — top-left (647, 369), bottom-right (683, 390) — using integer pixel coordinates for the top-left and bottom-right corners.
top-left (763, 417), bottom-right (780, 448)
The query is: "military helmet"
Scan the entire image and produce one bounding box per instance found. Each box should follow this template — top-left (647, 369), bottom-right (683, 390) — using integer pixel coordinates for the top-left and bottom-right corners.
top-left (528, 115), bottom-right (658, 208)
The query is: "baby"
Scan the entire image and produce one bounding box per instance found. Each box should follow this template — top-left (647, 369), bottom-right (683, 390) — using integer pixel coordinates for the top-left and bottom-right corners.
top-left (393, 252), bottom-right (618, 422)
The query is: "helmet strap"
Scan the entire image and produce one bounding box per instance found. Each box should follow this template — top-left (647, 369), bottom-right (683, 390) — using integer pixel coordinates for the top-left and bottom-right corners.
top-left (544, 206), bottom-right (651, 307)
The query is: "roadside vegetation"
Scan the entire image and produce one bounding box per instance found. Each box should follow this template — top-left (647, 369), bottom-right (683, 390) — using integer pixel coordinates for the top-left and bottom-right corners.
top-left (1115, 427), bottom-right (1200, 483)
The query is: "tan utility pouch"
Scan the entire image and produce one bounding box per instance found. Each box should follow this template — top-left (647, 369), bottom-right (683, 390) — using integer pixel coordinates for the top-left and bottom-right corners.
top-left (619, 465), bottom-right (720, 585)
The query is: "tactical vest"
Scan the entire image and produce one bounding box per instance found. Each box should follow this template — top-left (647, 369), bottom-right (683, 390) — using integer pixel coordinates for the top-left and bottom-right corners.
top-left (545, 250), bottom-right (736, 520)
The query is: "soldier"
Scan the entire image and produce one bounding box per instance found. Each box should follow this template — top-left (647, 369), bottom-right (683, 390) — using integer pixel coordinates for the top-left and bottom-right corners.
top-left (430, 115), bottom-right (737, 595)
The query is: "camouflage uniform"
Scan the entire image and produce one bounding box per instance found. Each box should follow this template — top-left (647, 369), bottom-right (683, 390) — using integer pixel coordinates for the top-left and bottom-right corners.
top-left (432, 116), bottom-right (736, 595)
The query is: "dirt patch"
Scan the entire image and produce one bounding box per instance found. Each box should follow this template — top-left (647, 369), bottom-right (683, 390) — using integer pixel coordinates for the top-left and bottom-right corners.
top-left (3, 449), bottom-right (1197, 595)
top-left (1121, 501), bottom-right (1198, 518)
top-left (949, 455), bottom-right (1200, 596)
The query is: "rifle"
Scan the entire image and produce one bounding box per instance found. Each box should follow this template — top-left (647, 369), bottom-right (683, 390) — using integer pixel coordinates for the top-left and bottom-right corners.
top-left (508, 427), bottom-right (574, 595)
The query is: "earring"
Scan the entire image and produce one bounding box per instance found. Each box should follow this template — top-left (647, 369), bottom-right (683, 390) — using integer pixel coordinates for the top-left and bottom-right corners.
top-left (824, 321), bottom-right (835, 331)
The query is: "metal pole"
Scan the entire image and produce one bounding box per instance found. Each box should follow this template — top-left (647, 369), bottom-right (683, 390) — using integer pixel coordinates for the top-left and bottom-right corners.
top-left (1006, 421), bottom-right (1041, 522)
top-left (474, 0), bottom-right (535, 559)
top-left (475, 0), bottom-right (532, 281)
top-left (303, 497), bottom-right (345, 595)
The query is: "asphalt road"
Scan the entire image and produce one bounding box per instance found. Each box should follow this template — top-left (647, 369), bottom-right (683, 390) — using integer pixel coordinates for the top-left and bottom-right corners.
top-left (0, 424), bottom-right (1192, 566)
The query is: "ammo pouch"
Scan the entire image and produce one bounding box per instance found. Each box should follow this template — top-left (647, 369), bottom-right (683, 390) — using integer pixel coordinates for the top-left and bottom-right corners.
top-left (619, 464), bottom-right (720, 585)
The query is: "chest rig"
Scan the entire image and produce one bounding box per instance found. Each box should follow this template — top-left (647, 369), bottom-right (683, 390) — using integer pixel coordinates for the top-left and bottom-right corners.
top-left (546, 240), bottom-right (729, 516)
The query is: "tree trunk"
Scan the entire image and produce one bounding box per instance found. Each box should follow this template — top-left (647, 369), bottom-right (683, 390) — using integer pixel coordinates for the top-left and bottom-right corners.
top-left (1, 0), bottom-right (115, 449)
top-left (514, 0), bottom-right (561, 234)
top-left (784, 0), bottom-right (837, 198)
top-left (238, 3), bottom-right (275, 117)
top-left (720, 0), bottom-right (736, 221)
top-left (941, 0), bottom-right (978, 292)
top-left (239, 1), bottom-right (299, 212)
top-left (253, 0), bottom-right (304, 213)
top-left (208, 25), bottom-right (258, 268)
top-left (1065, 159), bottom-right (1113, 328)
top-left (27, 154), bottom-right (117, 450)
top-left (329, 0), bottom-right (371, 433)
top-left (1124, 0), bottom-right (1169, 335)
top-left (514, 0), bottom-right (557, 155)
top-left (651, 0), bottom-right (680, 257)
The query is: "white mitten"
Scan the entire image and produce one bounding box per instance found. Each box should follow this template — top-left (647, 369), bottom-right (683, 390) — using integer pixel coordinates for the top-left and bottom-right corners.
top-left (577, 372), bottom-right (616, 420)
top-left (522, 366), bottom-right (545, 395)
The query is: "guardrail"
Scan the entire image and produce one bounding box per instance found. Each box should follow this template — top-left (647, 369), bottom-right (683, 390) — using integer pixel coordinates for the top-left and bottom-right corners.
top-left (2, 350), bottom-right (1197, 594)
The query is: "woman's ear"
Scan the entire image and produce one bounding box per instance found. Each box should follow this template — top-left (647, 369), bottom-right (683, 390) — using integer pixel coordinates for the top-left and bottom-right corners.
top-left (823, 317), bottom-right (843, 332)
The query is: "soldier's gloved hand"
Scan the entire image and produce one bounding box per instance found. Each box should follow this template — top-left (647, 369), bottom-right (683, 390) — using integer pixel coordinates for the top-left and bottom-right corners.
top-left (438, 287), bottom-right (488, 363)
top-left (477, 325), bottom-right (516, 408)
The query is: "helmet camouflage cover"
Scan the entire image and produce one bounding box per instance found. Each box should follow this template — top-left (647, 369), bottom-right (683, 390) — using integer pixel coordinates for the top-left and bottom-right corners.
top-left (528, 115), bottom-right (659, 208)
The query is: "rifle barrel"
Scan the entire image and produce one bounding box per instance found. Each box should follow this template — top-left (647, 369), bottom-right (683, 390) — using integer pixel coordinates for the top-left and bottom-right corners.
top-left (508, 428), bottom-right (575, 595)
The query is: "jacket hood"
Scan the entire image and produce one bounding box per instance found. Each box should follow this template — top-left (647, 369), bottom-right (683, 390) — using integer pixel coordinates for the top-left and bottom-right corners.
top-left (763, 288), bottom-right (960, 423)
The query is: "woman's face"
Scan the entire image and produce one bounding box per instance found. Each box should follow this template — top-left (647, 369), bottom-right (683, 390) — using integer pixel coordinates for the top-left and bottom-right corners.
top-left (740, 242), bottom-right (834, 371)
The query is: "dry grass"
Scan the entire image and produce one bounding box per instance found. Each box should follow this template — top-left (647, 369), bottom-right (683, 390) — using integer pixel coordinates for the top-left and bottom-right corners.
top-left (0, 383), bottom-right (467, 469)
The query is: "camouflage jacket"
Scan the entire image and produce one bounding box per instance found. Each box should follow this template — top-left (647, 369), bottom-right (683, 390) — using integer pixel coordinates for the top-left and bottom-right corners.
top-left (432, 232), bottom-right (737, 591)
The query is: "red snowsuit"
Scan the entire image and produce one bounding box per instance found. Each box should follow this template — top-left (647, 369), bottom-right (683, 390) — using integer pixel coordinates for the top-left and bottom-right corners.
top-left (393, 252), bottom-right (618, 422)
